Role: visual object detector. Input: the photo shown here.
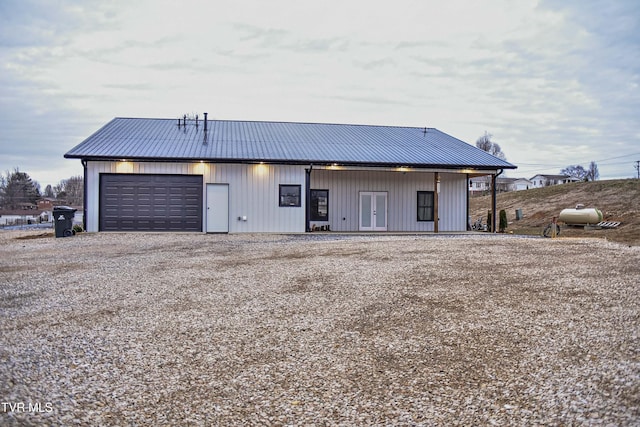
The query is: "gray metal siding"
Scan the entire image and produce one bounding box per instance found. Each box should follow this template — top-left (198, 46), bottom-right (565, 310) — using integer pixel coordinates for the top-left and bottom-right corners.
top-left (311, 170), bottom-right (467, 232)
top-left (205, 164), bottom-right (306, 233)
top-left (438, 174), bottom-right (468, 231)
top-left (310, 170), bottom-right (466, 232)
top-left (85, 161), bottom-right (467, 233)
top-left (86, 161), bottom-right (306, 233)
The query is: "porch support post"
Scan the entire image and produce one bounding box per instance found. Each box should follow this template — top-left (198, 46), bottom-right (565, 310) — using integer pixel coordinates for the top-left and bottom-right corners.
top-left (466, 173), bottom-right (470, 231)
top-left (82, 159), bottom-right (88, 232)
top-left (434, 172), bottom-right (439, 233)
top-left (491, 173), bottom-right (497, 233)
top-left (305, 165), bottom-right (312, 232)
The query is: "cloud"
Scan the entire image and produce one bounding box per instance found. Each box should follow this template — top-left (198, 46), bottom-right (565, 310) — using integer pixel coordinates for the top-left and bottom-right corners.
top-left (101, 83), bottom-right (155, 91)
top-left (326, 94), bottom-right (412, 107)
top-left (0, 0), bottom-right (118, 48)
top-left (234, 23), bottom-right (289, 45)
top-left (355, 58), bottom-right (396, 71)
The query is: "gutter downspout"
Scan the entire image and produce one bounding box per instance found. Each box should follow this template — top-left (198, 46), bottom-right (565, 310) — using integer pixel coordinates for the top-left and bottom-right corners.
top-left (491, 169), bottom-right (504, 233)
top-left (81, 159), bottom-right (88, 232)
top-left (434, 172), bottom-right (439, 233)
top-left (305, 165), bottom-right (313, 232)
top-left (466, 173), bottom-right (470, 231)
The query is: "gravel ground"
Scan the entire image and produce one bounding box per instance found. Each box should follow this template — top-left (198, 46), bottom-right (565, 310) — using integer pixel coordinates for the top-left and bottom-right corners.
top-left (1, 231), bottom-right (639, 426)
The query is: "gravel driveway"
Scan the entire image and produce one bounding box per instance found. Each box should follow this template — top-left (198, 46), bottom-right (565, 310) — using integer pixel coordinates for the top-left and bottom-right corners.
top-left (1, 232), bottom-right (639, 426)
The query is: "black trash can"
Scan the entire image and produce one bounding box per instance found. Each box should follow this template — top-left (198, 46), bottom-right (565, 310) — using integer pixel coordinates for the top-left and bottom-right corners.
top-left (53, 206), bottom-right (77, 238)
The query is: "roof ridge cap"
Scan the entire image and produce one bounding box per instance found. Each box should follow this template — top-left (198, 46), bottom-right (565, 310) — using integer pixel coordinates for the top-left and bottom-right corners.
top-left (113, 117), bottom-right (437, 129)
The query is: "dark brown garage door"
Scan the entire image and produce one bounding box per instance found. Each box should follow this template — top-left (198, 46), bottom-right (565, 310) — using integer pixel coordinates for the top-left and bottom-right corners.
top-left (100, 174), bottom-right (202, 231)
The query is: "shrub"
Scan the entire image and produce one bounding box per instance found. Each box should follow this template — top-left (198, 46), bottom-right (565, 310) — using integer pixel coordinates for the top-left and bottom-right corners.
top-left (499, 209), bottom-right (508, 233)
top-left (72, 224), bottom-right (84, 233)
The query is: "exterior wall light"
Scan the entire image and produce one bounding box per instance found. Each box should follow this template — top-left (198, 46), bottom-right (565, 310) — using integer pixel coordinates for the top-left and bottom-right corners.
top-left (193, 161), bottom-right (209, 175)
top-left (254, 163), bottom-right (269, 176)
top-left (116, 160), bottom-right (134, 173)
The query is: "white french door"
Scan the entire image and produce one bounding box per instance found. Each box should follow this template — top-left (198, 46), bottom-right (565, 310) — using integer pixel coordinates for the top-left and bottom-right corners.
top-left (359, 192), bottom-right (387, 231)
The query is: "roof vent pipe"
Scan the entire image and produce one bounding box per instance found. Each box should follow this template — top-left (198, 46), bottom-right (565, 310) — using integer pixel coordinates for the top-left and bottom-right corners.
top-left (195, 114), bottom-right (199, 127)
top-left (204, 112), bottom-right (208, 132)
top-left (183, 114), bottom-right (187, 127)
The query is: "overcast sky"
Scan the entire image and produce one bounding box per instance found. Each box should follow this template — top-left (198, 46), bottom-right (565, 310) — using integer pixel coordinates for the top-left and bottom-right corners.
top-left (1, 0), bottom-right (638, 188)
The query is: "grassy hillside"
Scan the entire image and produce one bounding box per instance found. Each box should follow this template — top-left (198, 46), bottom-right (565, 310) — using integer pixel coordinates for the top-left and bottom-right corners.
top-left (469, 179), bottom-right (640, 246)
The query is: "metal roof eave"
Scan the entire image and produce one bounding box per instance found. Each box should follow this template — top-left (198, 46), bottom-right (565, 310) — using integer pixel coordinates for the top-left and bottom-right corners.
top-left (65, 154), bottom-right (516, 173)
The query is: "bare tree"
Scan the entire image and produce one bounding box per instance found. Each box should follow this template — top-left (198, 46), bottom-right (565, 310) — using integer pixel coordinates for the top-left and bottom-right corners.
top-left (473, 132), bottom-right (506, 194)
top-left (0, 174), bottom-right (5, 208)
top-left (475, 131), bottom-right (506, 160)
top-left (56, 176), bottom-right (84, 206)
top-left (560, 165), bottom-right (588, 181)
top-left (44, 184), bottom-right (55, 198)
top-left (586, 161), bottom-right (599, 181)
top-left (476, 132), bottom-right (492, 152)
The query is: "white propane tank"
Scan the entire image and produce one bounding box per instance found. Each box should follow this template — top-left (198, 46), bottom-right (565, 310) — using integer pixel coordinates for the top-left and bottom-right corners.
top-left (558, 204), bottom-right (603, 225)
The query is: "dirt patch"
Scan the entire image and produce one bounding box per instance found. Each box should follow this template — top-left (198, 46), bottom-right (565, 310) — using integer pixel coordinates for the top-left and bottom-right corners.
top-left (13, 232), bottom-right (54, 240)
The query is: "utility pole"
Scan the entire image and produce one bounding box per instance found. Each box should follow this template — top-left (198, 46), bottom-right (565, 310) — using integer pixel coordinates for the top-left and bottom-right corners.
top-left (635, 160), bottom-right (640, 179)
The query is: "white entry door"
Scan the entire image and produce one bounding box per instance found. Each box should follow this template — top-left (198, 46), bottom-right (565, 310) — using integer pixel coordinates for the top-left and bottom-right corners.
top-left (359, 192), bottom-right (387, 231)
top-left (206, 184), bottom-right (229, 233)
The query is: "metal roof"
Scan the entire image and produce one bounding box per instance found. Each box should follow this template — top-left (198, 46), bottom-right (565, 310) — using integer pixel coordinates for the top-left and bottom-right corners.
top-left (64, 118), bottom-right (516, 170)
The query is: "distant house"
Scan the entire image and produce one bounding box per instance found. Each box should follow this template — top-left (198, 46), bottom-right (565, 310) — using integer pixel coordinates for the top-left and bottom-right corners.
top-left (498, 177), bottom-right (519, 193)
top-left (529, 174), bottom-right (580, 189)
top-left (0, 210), bottom-right (44, 226)
top-left (0, 202), bottom-right (83, 228)
top-left (470, 174), bottom-right (578, 194)
top-left (64, 117), bottom-right (516, 233)
top-left (512, 178), bottom-right (533, 191)
top-left (37, 198), bottom-right (56, 210)
top-left (470, 176), bottom-right (532, 194)
top-left (469, 176), bottom-right (491, 195)
top-left (498, 177), bottom-right (533, 192)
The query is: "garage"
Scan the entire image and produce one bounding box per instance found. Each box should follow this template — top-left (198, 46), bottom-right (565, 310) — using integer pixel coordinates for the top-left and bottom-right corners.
top-left (99, 174), bottom-right (202, 231)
